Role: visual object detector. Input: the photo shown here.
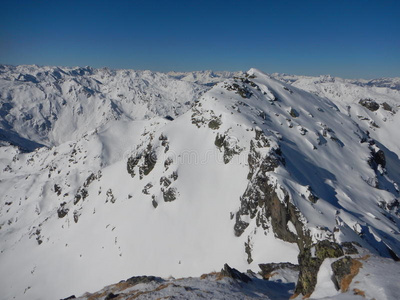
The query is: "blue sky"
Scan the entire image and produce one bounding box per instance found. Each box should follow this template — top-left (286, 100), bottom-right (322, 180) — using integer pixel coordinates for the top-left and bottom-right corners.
top-left (0, 0), bottom-right (399, 78)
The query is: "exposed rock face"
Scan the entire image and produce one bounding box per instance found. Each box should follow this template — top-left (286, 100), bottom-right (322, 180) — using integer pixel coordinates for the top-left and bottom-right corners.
top-left (359, 99), bottom-right (380, 111)
top-left (331, 256), bottom-right (363, 292)
top-left (224, 81), bottom-right (253, 99)
top-left (295, 240), bottom-right (344, 297)
top-left (125, 275), bottom-right (164, 285)
top-left (214, 133), bottom-right (243, 164)
top-left (382, 102), bottom-right (393, 112)
top-left (341, 242), bottom-right (359, 255)
top-left (57, 202), bottom-right (69, 218)
top-left (220, 264), bottom-right (252, 283)
top-left (163, 187), bottom-right (177, 202)
top-left (235, 130), bottom-right (310, 252)
top-left (127, 143), bottom-right (157, 179)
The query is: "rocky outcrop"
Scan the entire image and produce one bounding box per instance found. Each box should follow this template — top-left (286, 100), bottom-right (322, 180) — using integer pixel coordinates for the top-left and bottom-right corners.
top-left (214, 133), bottom-right (243, 164)
top-left (220, 263), bottom-right (252, 283)
top-left (359, 99), bottom-right (380, 111)
top-left (234, 129), bottom-right (310, 252)
top-left (331, 256), bottom-right (363, 292)
top-left (295, 241), bottom-right (344, 297)
top-left (127, 143), bottom-right (157, 179)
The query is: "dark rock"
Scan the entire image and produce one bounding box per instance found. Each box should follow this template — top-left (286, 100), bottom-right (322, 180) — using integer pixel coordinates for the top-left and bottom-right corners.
top-left (83, 173), bottom-right (98, 188)
top-left (160, 176), bottom-right (171, 188)
top-left (331, 256), bottom-right (362, 292)
top-left (341, 242), bottom-right (359, 255)
top-left (141, 149), bottom-right (157, 177)
top-left (289, 108), bottom-right (299, 118)
top-left (54, 184), bottom-right (62, 196)
top-left (245, 237), bottom-right (253, 264)
top-left (125, 275), bottom-right (163, 286)
top-left (106, 189), bottom-right (116, 203)
top-left (359, 99), bottom-right (379, 111)
top-left (225, 82), bottom-right (253, 98)
top-left (295, 241), bottom-right (344, 296)
top-left (163, 187), bottom-right (177, 202)
top-left (214, 133), bottom-right (242, 164)
top-left (283, 86), bottom-right (294, 94)
top-left (60, 296), bottom-right (76, 300)
top-left (220, 263), bottom-right (252, 283)
top-left (104, 293), bottom-right (119, 300)
top-left (382, 102), bottom-right (393, 112)
top-left (142, 182), bottom-right (153, 195)
top-left (127, 144), bottom-right (157, 179)
top-left (57, 202), bottom-right (69, 218)
top-left (208, 118), bottom-right (222, 130)
top-left (127, 154), bottom-right (141, 178)
top-left (73, 211), bottom-right (80, 223)
top-left (74, 188), bottom-right (88, 205)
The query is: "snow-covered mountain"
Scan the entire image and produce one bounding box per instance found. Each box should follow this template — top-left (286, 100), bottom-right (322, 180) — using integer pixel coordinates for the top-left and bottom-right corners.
top-left (1, 65), bottom-right (399, 300)
top-left (0, 65), bottom-right (208, 149)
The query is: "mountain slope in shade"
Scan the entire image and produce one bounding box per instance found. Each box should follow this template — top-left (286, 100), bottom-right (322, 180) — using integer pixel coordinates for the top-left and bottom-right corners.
top-left (0, 67), bottom-right (399, 300)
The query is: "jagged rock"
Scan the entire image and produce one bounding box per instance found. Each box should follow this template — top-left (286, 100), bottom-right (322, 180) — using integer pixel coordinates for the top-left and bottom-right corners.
top-left (245, 237), bottom-right (253, 264)
top-left (127, 155), bottom-right (141, 178)
top-left (208, 117), bottom-right (222, 129)
top-left (54, 184), bottom-right (62, 196)
top-left (382, 102), bottom-right (393, 112)
top-left (73, 210), bottom-right (80, 223)
top-left (104, 292), bottom-right (119, 300)
top-left (164, 157), bottom-right (173, 171)
top-left (142, 182), bottom-right (153, 195)
top-left (258, 262), bottom-right (299, 280)
top-left (224, 81), bottom-right (252, 98)
top-left (83, 172), bottom-right (101, 188)
top-left (331, 256), bottom-right (363, 292)
top-left (141, 147), bottom-right (157, 178)
top-left (341, 242), bottom-right (359, 255)
top-left (220, 263), bottom-right (252, 283)
top-left (359, 99), bottom-right (380, 111)
top-left (127, 144), bottom-right (157, 179)
top-left (60, 296), bottom-right (76, 300)
top-left (289, 107), bottom-right (299, 118)
top-left (57, 202), bottom-right (69, 218)
top-left (370, 149), bottom-right (386, 168)
top-left (163, 187), bottom-right (177, 202)
top-left (160, 176), bottom-right (171, 188)
top-left (125, 275), bottom-right (164, 286)
top-left (74, 187), bottom-right (88, 205)
top-left (170, 171), bottom-right (178, 181)
top-left (214, 133), bottom-right (242, 164)
top-left (106, 189), bottom-right (116, 203)
top-left (295, 241), bottom-right (344, 296)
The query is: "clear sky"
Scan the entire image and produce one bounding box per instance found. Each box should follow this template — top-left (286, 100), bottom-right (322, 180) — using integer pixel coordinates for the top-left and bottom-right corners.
top-left (0, 0), bottom-right (399, 78)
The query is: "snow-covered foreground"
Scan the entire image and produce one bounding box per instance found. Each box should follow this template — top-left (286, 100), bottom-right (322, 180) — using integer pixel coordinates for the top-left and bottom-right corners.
top-left (0, 65), bottom-right (399, 300)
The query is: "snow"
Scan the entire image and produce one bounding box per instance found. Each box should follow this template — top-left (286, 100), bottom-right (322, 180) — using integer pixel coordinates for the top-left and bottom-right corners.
top-left (1, 65), bottom-right (400, 300)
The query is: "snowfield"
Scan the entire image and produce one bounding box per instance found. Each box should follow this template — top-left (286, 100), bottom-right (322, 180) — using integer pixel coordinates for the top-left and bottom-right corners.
top-left (0, 65), bottom-right (399, 300)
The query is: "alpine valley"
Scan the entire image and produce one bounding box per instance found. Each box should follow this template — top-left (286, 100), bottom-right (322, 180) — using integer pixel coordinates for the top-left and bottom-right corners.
top-left (1, 65), bottom-right (400, 300)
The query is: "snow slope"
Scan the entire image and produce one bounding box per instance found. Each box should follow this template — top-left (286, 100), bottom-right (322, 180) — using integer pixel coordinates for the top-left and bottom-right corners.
top-left (1, 66), bottom-right (400, 300)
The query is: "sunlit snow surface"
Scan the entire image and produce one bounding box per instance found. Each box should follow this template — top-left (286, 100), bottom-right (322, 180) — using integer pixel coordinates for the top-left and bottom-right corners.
top-left (0, 66), bottom-right (400, 300)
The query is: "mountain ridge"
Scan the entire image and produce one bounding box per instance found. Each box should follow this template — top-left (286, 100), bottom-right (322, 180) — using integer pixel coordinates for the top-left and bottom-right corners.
top-left (1, 65), bottom-right (399, 300)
